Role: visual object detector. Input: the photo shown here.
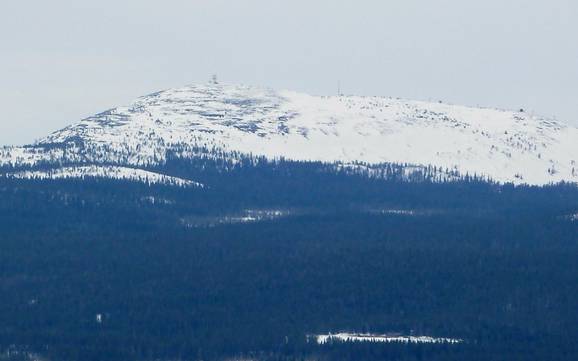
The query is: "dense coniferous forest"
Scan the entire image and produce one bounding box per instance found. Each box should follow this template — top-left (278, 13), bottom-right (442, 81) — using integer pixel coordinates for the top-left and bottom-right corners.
top-left (1, 159), bottom-right (577, 360)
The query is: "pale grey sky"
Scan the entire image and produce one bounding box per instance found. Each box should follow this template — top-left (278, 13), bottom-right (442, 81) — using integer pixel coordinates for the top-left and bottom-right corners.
top-left (1, 0), bottom-right (577, 145)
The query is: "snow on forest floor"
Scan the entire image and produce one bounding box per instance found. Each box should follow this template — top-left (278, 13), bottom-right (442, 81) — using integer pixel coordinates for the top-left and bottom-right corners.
top-left (313, 332), bottom-right (463, 345)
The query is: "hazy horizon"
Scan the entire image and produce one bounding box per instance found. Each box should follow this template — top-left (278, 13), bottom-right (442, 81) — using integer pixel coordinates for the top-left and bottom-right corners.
top-left (1, 0), bottom-right (577, 145)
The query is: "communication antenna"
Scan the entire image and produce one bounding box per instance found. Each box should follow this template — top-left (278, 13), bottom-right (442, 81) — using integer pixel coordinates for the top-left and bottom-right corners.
top-left (211, 74), bottom-right (218, 85)
top-left (337, 80), bottom-right (342, 96)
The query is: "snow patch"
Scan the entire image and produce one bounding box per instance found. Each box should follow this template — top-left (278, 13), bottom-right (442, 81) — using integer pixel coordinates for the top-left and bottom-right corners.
top-left (378, 209), bottom-right (416, 216)
top-left (314, 332), bottom-right (462, 345)
top-left (1, 346), bottom-right (46, 361)
top-left (182, 209), bottom-right (292, 228)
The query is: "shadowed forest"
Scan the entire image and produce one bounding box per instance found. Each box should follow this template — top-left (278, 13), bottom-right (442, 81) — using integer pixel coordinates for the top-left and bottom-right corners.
top-left (1, 159), bottom-right (577, 360)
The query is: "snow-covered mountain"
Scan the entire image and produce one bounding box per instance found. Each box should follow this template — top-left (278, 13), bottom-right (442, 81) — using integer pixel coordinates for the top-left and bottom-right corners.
top-left (1, 82), bottom-right (577, 185)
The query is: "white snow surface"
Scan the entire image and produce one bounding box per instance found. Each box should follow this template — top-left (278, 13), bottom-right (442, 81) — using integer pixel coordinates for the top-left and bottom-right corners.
top-left (181, 209), bottom-right (292, 228)
top-left (1, 83), bottom-right (577, 185)
top-left (315, 333), bottom-right (462, 345)
top-left (5, 166), bottom-right (202, 187)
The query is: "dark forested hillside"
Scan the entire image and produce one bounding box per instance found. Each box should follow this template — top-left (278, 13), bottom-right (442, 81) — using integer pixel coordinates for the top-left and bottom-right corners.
top-left (1, 160), bottom-right (577, 361)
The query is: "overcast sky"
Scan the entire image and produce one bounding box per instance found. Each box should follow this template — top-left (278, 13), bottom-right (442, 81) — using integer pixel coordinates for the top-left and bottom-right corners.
top-left (1, 0), bottom-right (577, 145)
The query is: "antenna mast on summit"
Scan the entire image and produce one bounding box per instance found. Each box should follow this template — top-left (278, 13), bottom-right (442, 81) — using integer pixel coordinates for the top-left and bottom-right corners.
top-left (337, 80), bottom-right (341, 96)
top-left (211, 74), bottom-right (218, 85)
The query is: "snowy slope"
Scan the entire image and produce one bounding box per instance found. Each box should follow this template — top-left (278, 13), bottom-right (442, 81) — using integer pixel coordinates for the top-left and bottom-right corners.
top-left (1, 82), bottom-right (577, 185)
top-left (4, 166), bottom-right (202, 187)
